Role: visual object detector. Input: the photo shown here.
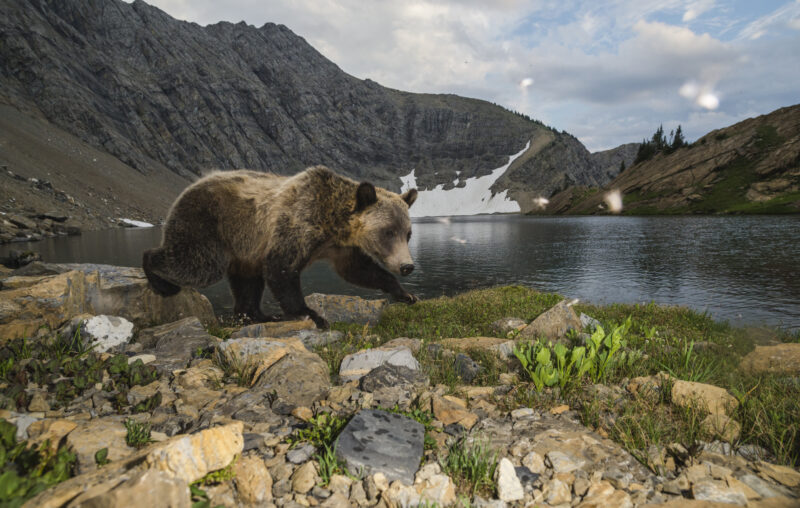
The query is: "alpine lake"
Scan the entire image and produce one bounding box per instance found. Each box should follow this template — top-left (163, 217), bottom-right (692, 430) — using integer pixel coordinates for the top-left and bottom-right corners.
top-left (2, 214), bottom-right (799, 332)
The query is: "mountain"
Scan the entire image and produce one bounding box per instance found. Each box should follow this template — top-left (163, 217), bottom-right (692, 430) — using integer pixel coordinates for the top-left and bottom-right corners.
top-left (0, 0), bottom-right (628, 220)
top-left (542, 105), bottom-right (800, 215)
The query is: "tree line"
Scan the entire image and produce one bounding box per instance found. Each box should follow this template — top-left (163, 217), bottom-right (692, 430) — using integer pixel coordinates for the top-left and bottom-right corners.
top-left (633, 124), bottom-right (688, 164)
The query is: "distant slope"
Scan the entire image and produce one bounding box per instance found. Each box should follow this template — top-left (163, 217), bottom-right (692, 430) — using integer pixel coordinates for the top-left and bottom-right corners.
top-left (0, 104), bottom-right (188, 229)
top-left (0, 0), bottom-right (618, 202)
top-left (542, 105), bottom-right (800, 215)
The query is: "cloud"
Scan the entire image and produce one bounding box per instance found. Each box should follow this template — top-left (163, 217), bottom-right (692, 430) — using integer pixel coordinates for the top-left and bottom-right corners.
top-left (682, 0), bottom-right (715, 22)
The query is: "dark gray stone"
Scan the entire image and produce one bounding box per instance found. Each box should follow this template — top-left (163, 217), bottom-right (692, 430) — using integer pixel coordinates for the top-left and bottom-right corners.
top-left (287, 443), bottom-right (316, 464)
top-left (137, 317), bottom-right (219, 373)
top-left (454, 353), bottom-right (482, 383)
top-left (359, 363), bottom-right (428, 392)
top-left (514, 466), bottom-right (540, 487)
top-left (336, 409), bottom-right (424, 485)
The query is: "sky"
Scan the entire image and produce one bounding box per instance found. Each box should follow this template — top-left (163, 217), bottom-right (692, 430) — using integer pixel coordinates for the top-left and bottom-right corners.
top-left (136, 0), bottom-right (800, 152)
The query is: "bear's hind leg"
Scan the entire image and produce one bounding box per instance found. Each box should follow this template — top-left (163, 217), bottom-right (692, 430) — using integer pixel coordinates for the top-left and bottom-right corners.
top-left (227, 262), bottom-right (275, 323)
top-left (266, 272), bottom-right (329, 329)
top-left (143, 248), bottom-right (182, 296)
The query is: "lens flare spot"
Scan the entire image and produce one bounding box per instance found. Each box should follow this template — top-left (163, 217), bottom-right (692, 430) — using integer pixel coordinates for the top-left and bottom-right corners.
top-left (533, 196), bottom-right (549, 210)
top-left (697, 92), bottom-right (719, 110)
top-left (604, 189), bottom-right (623, 214)
top-left (519, 78), bottom-right (534, 88)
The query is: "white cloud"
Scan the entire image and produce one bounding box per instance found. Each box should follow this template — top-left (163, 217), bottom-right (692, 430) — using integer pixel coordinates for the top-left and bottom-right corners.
top-left (682, 0), bottom-right (715, 22)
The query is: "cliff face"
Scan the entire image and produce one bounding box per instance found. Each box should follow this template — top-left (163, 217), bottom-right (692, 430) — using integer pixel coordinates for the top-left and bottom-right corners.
top-left (544, 105), bottom-right (800, 215)
top-left (1, 0), bottom-right (621, 204)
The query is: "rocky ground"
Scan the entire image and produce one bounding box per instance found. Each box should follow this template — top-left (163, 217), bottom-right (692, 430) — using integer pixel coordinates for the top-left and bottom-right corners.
top-left (0, 262), bottom-right (799, 507)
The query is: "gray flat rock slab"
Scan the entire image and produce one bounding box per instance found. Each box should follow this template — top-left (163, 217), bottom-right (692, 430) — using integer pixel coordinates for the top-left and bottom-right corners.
top-left (339, 346), bottom-right (420, 382)
top-left (336, 409), bottom-right (424, 485)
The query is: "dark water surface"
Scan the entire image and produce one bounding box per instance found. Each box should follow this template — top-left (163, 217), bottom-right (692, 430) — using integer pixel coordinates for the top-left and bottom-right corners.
top-left (3, 215), bottom-right (799, 331)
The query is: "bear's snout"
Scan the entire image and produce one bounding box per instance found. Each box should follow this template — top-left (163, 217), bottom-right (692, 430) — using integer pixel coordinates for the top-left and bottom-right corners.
top-left (400, 264), bottom-right (414, 276)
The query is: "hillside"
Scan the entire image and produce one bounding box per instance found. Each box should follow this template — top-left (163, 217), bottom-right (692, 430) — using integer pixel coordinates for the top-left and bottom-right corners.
top-left (542, 105), bottom-right (800, 215)
top-left (0, 0), bottom-right (629, 216)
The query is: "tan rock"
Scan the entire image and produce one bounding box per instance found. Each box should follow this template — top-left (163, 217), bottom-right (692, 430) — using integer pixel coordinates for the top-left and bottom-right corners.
top-left (382, 337), bottom-right (422, 353)
top-left (439, 336), bottom-right (516, 358)
top-left (66, 420), bottom-right (131, 475)
top-left (218, 336), bottom-right (307, 386)
top-left (291, 461), bottom-right (318, 494)
top-left (442, 395), bottom-right (467, 408)
top-left (68, 469), bottom-right (191, 508)
top-left (414, 464), bottom-right (456, 507)
top-left (577, 481), bottom-right (632, 508)
top-left (756, 461), bottom-right (800, 487)
top-left (671, 380), bottom-right (738, 415)
top-left (231, 319), bottom-right (316, 339)
top-left (233, 454), bottom-right (272, 504)
top-left (519, 299), bottom-right (583, 341)
top-left (146, 422), bottom-right (244, 483)
top-left (328, 474), bottom-right (353, 497)
top-left (741, 343), bottom-right (800, 375)
top-left (551, 404), bottom-right (570, 415)
top-left (173, 363), bottom-right (224, 390)
top-left (701, 413), bottom-right (741, 443)
top-left (27, 419), bottom-right (78, 455)
top-left (291, 406), bottom-right (314, 422)
top-left (522, 451), bottom-right (546, 474)
top-left (542, 478), bottom-right (571, 505)
top-left (431, 396), bottom-right (478, 429)
top-left (320, 492), bottom-right (351, 508)
top-left (725, 476), bottom-right (760, 500)
top-left (0, 265), bottom-right (215, 339)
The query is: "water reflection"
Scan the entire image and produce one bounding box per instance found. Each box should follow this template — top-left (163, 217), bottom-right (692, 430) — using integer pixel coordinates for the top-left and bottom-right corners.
top-left (2, 215), bottom-right (798, 331)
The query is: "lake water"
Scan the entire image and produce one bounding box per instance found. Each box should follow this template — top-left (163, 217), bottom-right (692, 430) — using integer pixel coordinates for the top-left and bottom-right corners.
top-left (2, 215), bottom-right (799, 331)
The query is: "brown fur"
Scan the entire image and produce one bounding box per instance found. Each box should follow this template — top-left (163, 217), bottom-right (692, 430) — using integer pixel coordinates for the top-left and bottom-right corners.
top-left (142, 166), bottom-right (418, 328)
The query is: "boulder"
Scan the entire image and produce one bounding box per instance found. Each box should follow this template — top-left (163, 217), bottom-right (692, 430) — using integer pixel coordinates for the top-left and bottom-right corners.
top-left (519, 300), bottom-right (583, 341)
top-left (137, 318), bottom-right (220, 374)
top-left (146, 422), bottom-right (243, 483)
top-left (80, 315), bottom-right (134, 353)
top-left (489, 317), bottom-right (528, 336)
top-left (359, 363), bottom-right (428, 393)
top-left (305, 293), bottom-right (387, 325)
top-left (336, 409), bottom-right (424, 485)
top-left (252, 347), bottom-right (331, 409)
top-left (671, 380), bottom-right (738, 416)
top-left (740, 343), bottom-right (800, 375)
top-left (496, 458), bottom-right (524, 502)
top-left (0, 263), bottom-right (215, 339)
top-left (339, 346), bottom-right (420, 382)
top-left (66, 419), bottom-right (132, 475)
top-left (67, 469), bottom-right (191, 508)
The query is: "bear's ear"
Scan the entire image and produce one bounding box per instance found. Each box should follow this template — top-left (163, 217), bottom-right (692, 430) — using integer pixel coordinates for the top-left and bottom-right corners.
top-left (355, 182), bottom-right (378, 211)
top-left (401, 188), bottom-right (418, 208)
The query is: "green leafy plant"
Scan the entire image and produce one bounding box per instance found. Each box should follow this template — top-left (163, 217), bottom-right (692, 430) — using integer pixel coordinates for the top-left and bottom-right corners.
top-left (124, 419), bottom-right (152, 449)
top-left (288, 412), bottom-right (349, 449)
top-left (94, 447), bottom-right (109, 467)
top-left (192, 457), bottom-right (237, 486)
top-left (441, 436), bottom-right (497, 496)
top-left (513, 341), bottom-right (558, 391)
top-left (0, 419), bottom-right (76, 507)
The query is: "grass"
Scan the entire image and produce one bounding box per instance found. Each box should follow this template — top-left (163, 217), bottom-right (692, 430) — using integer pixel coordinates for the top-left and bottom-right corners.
top-left (212, 349), bottom-right (259, 387)
top-left (320, 287), bottom-right (800, 468)
top-left (124, 419), bottom-right (152, 449)
top-left (288, 412), bottom-right (349, 449)
top-left (441, 436), bottom-right (497, 497)
top-left (191, 456), bottom-right (237, 486)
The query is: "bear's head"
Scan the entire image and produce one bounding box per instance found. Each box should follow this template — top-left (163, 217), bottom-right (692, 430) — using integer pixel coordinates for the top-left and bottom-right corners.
top-left (349, 182), bottom-right (418, 276)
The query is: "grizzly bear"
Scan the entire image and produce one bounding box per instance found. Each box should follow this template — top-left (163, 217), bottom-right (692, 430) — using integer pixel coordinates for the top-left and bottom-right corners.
top-left (142, 166), bottom-right (418, 328)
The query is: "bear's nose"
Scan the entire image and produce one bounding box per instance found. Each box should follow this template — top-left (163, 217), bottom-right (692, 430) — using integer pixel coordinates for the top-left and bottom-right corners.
top-left (400, 264), bottom-right (414, 276)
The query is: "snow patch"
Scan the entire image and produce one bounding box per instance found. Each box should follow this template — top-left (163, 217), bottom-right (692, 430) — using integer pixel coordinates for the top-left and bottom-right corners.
top-left (119, 218), bottom-right (154, 228)
top-left (400, 142), bottom-right (529, 218)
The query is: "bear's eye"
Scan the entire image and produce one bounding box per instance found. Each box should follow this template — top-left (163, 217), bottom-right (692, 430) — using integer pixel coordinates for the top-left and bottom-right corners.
top-left (384, 229), bottom-right (395, 238)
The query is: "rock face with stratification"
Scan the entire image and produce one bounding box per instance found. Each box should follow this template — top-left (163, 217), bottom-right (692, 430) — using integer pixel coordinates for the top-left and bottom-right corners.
top-left (0, 0), bottom-right (622, 207)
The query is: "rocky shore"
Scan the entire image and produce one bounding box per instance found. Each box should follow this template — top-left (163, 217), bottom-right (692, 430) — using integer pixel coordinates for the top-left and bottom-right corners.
top-left (0, 263), bottom-right (798, 507)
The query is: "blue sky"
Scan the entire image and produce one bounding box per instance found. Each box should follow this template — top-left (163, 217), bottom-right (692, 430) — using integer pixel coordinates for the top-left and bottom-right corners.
top-left (139, 0), bottom-right (800, 151)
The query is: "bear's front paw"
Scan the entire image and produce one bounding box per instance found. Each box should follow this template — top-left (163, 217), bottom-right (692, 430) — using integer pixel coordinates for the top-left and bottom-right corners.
top-left (397, 292), bottom-right (419, 304)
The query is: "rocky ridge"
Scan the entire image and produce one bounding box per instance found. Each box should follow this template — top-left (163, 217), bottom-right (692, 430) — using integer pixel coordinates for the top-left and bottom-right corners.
top-left (1, 0), bottom-right (633, 215)
top-left (543, 104), bottom-right (800, 215)
top-left (1, 262), bottom-right (799, 507)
